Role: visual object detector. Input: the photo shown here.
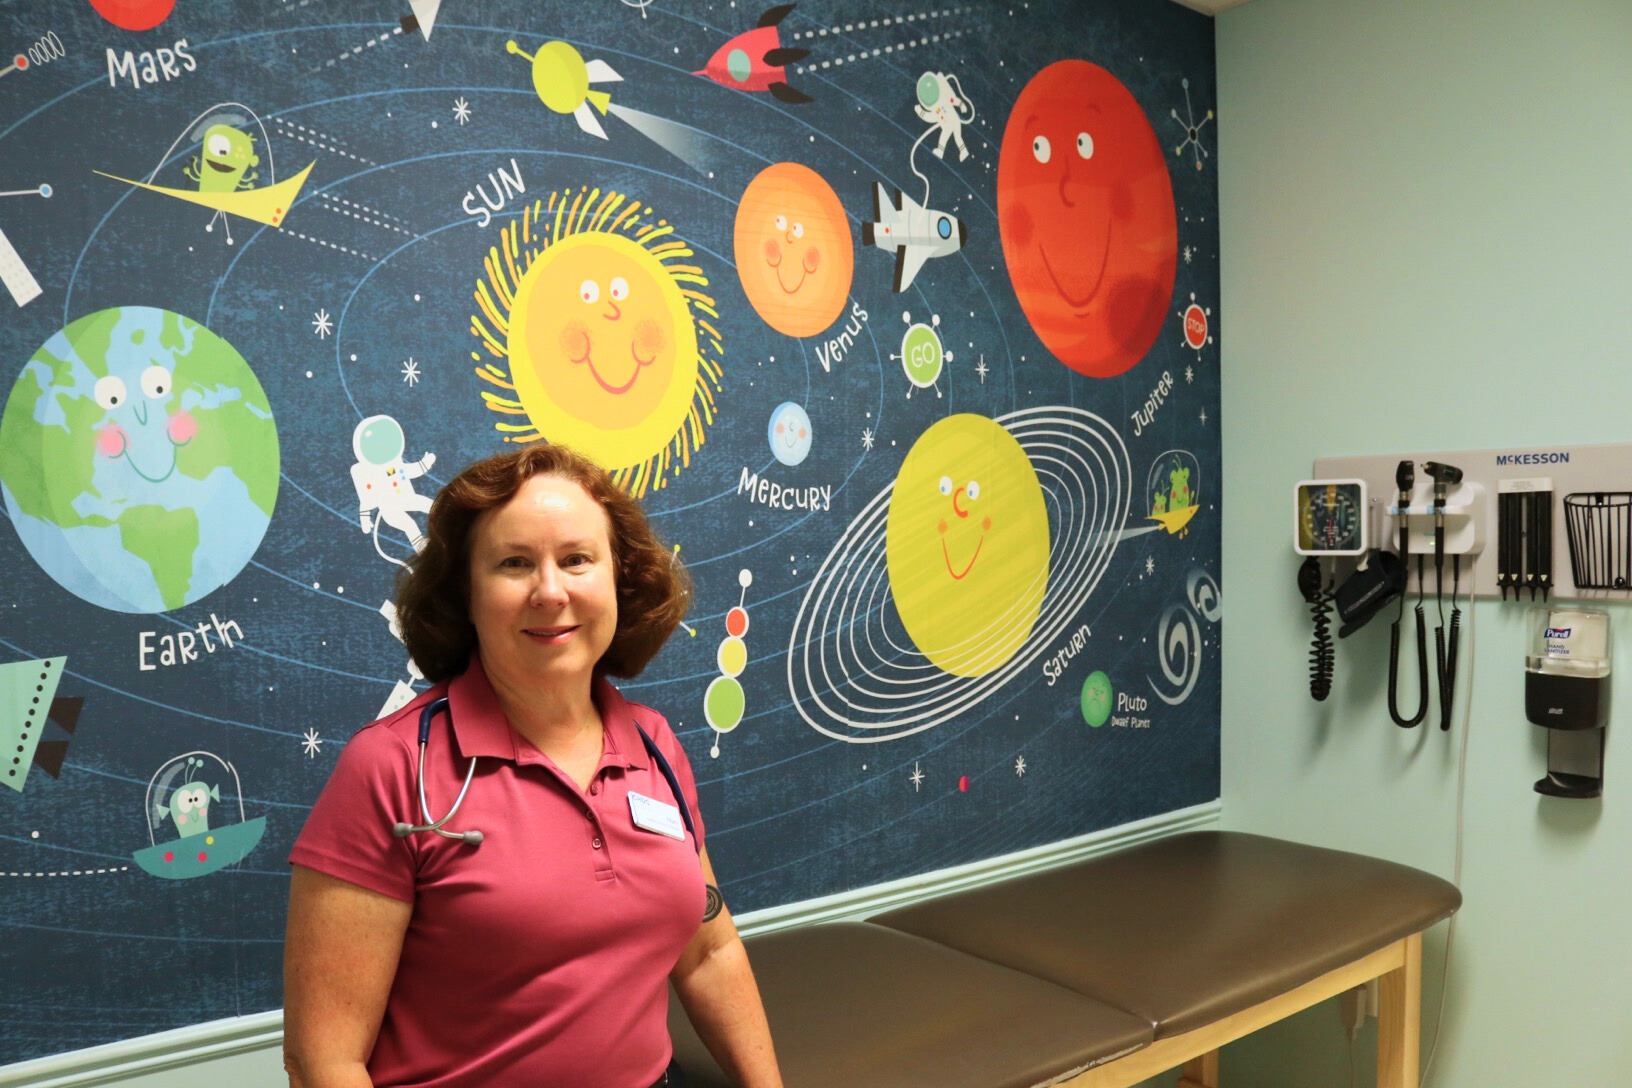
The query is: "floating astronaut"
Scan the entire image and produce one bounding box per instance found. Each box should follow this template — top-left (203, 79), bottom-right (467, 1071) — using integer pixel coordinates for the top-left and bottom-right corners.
top-left (915, 71), bottom-right (974, 162)
top-left (351, 415), bottom-right (436, 556)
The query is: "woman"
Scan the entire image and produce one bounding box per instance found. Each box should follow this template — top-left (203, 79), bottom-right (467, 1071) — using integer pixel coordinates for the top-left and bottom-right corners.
top-left (284, 445), bottom-right (782, 1088)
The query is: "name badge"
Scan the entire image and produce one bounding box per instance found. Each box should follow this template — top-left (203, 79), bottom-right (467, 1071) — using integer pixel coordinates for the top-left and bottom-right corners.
top-left (629, 791), bottom-right (686, 841)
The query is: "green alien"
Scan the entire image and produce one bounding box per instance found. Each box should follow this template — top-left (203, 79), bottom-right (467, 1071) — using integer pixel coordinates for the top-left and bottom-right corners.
top-left (183, 124), bottom-right (260, 243)
top-left (158, 757), bottom-right (221, 840)
top-left (1168, 465), bottom-right (1192, 511)
top-left (186, 124), bottom-right (260, 192)
top-left (1151, 489), bottom-right (1168, 516)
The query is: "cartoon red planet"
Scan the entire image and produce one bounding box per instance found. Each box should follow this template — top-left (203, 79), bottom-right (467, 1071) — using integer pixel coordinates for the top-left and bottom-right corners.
top-left (87, 0), bottom-right (177, 31)
top-left (997, 60), bottom-right (1177, 379)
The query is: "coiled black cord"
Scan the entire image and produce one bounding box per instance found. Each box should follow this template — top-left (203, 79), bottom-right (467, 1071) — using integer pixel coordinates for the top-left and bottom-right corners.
top-left (1299, 557), bottom-right (1335, 701)
top-left (1388, 602), bottom-right (1429, 727)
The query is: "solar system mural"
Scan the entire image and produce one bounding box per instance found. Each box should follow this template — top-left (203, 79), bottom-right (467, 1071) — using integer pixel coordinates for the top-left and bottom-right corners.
top-left (0, 0), bottom-right (1220, 1064)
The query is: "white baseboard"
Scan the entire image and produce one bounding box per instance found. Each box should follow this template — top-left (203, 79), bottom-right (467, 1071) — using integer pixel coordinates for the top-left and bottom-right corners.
top-left (0, 802), bottom-right (1220, 1088)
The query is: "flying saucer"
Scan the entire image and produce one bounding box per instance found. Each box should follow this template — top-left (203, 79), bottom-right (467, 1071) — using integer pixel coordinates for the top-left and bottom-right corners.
top-left (787, 405), bottom-right (1132, 743)
top-left (94, 161), bottom-right (315, 228)
top-left (131, 751), bottom-right (266, 880)
top-left (1144, 449), bottom-right (1202, 536)
top-left (133, 817), bottom-right (267, 880)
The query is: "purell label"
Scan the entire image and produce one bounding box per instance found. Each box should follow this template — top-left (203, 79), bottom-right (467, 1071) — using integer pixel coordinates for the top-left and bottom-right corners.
top-left (1545, 627), bottom-right (1572, 639)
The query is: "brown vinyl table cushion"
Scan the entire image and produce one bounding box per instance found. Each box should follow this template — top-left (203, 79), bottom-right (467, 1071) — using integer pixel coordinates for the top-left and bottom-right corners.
top-left (667, 921), bottom-right (1153, 1088)
top-left (870, 831), bottom-right (1462, 1037)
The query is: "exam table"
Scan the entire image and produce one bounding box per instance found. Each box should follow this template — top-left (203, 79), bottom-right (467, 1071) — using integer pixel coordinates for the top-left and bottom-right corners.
top-left (668, 831), bottom-right (1461, 1088)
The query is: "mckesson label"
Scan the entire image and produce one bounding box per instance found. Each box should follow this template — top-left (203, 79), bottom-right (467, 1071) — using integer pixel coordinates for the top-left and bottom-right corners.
top-left (1495, 451), bottom-right (1570, 466)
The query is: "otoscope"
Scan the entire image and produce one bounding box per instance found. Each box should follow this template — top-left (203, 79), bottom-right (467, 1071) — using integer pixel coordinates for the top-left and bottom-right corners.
top-left (1387, 461), bottom-right (1428, 727)
top-left (1424, 461), bottom-right (1464, 730)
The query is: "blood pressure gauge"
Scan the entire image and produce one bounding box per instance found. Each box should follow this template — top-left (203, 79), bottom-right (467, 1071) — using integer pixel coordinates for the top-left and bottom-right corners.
top-left (1294, 479), bottom-right (1368, 556)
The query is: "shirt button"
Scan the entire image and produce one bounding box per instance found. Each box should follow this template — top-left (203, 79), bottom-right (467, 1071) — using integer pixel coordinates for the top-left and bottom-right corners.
top-left (591, 837), bottom-right (603, 849)
top-left (589, 782), bottom-right (600, 795)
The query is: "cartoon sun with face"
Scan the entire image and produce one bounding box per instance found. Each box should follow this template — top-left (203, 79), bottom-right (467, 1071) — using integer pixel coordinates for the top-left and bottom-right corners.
top-left (471, 189), bottom-right (724, 496)
top-left (885, 414), bottom-right (1050, 677)
top-left (998, 60), bottom-right (1177, 378)
top-left (734, 163), bottom-right (854, 338)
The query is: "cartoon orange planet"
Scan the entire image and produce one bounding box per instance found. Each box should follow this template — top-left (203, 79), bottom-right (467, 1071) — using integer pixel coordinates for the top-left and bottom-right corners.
top-left (734, 162), bottom-right (854, 338)
top-left (997, 60), bottom-right (1177, 378)
top-left (885, 415), bottom-right (1050, 678)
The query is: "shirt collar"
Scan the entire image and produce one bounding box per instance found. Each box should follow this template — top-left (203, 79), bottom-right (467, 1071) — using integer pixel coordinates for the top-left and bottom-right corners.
top-left (446, 654), bottom-right (649, 771)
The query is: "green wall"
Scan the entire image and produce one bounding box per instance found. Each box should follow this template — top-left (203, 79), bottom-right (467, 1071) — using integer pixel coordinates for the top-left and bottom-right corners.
top-left (1216, 0), bottom-right (1632, 1084)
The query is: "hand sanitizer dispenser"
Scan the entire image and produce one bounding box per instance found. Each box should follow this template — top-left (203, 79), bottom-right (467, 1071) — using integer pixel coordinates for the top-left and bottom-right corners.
top-left (1525, 607), bottom-right (1611, 798)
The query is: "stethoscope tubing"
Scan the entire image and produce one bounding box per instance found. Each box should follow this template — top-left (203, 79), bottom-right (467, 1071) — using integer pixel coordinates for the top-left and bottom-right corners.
top-left (392, 695), bottom-right (698, 850)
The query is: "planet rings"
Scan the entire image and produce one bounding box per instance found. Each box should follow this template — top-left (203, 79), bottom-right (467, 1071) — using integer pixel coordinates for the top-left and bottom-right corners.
top-left (787, 406), bottom-right (1131, 743)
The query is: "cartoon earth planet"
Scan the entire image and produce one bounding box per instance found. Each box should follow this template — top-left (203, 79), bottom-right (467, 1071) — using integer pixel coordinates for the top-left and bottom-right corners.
top-left (885, 414), bottom-right (1050, 677)
top-left (1081, 670), bottom-right (1114, 727)
top-left (767, 401), bottom-right (812, 466)
top-left (0, 307), bottom-right (279, 613)
top-left (734, 162), bottom-right (854, 338)
top-left (997, 60), bottom-right (1177, 378)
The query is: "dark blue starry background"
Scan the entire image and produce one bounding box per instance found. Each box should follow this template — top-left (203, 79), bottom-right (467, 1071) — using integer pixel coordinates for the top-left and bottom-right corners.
top-left (0, 0), bottom-right (1218, 1062)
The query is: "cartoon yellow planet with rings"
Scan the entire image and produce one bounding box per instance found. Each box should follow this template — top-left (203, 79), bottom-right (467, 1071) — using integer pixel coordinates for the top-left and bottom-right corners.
top-left (508, 230), bottom-right (697, 464)
top-left (886, 414), bottom-right (1050, 677)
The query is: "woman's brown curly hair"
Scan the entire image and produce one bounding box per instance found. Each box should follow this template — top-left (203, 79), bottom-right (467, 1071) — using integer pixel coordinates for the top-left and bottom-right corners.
top-left (395, 445), bottom-right (690, 683)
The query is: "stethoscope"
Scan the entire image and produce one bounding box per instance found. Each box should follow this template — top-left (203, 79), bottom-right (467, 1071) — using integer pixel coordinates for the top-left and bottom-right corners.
top-left (391, 696), bottom-right (699, 850)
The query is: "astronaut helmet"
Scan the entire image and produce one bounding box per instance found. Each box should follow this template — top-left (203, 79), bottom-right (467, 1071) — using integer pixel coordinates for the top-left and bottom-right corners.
top-left (353, 414), bottom-right (406, 466)
top-left (917, 71), bottom-right (954, 110)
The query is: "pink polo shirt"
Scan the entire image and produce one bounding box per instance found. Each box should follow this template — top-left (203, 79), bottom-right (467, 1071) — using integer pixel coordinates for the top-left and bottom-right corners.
top-left (290, 656), bottom-right (707, 1088)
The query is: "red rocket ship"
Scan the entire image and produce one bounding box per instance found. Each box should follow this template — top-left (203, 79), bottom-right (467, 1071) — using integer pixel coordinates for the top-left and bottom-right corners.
top-left (694, 3), bottom-right (813, 104)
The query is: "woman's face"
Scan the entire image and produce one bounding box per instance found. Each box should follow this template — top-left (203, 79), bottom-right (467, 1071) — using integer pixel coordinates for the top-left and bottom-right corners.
top-left (467, 474), bottom-right (619, 692)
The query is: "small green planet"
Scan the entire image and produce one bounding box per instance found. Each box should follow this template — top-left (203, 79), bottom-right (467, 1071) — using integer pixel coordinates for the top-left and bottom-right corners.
top-left (1081, 670), bottom-right (1114, 728)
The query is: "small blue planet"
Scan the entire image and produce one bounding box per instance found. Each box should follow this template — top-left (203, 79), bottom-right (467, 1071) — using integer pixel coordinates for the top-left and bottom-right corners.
top-left (768, 401), bottom-right (813, 466)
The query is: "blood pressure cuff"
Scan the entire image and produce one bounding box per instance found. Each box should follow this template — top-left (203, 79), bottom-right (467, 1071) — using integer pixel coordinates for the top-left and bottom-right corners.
top-left (1336, 550), bottom-right (1406, 638)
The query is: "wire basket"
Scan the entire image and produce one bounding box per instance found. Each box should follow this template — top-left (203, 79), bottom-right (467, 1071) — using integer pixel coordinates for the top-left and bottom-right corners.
top-left (1563, 492), bottom-right (1632, 590)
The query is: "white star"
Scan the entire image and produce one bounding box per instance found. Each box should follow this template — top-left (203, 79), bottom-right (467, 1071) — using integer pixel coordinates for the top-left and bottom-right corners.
top-left (1014, 755), bottom-right (1026, 777)
top-left (861, 427), bottom-right (875, 451)
top-left (401, 358), bottom-right (421, 386)
top-left (301, 728), bottom-right (324, 758)
top-left (1185, 365), bottom-right (1194, 384)
top-left (311, 309), bottom-right (333, 339)
top-left (1183, 245), bottom-right (1194, 264)
top-left (975, 354), bottom-right (988, 383)
top-left (1145, 556), bottom-right (1156, 575)
top-left (1200, 408), bottom-right (1208, 425)
top-left (909, 761), bottom-right (925, 792)
top-left (452, 97), bottom-right (472, 125)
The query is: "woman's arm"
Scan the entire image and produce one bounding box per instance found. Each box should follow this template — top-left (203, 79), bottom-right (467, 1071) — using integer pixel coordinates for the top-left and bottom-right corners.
top-left (670, 848), bottom-right (783, 1088)
top-left (283, 864), bottom-right (412, 1088)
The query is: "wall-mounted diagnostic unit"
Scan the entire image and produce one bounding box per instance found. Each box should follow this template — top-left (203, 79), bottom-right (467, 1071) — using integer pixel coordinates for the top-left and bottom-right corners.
top-left (1301, 441), bottom-right (1626, 795)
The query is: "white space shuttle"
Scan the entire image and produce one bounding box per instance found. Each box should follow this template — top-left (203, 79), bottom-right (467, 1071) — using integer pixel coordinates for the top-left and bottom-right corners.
top-left (861, 182), bottom-right (967, 292)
